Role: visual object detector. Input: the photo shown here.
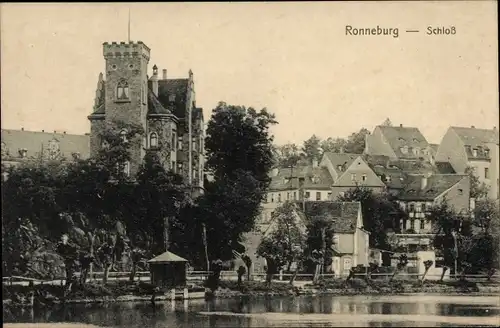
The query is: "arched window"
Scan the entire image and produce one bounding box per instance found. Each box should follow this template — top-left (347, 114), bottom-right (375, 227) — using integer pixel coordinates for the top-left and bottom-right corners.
top-left (150, 132), bottom-right (158, 148)
top-left (123, 161), bottom-right (130, 176)
top-left (117, 80), bottom-right (129, 100)
top-left (120, 129), bottom-right (128, 142)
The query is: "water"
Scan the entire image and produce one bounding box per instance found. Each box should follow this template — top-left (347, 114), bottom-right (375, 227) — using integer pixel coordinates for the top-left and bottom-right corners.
top-left (4, 294), bottom-right (500, 327)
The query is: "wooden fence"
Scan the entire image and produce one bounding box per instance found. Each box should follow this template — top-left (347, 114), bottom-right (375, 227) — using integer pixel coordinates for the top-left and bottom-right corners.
top-left (3, 270), bottom-right (500, 286)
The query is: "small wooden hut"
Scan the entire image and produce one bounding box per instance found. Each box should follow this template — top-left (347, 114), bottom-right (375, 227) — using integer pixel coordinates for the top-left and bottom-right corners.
top-left (148, 251), bottom-right (188, 288)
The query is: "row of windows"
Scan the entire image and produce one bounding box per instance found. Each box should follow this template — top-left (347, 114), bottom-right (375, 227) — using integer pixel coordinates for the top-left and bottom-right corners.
top-left (351, 173), bottom-right (367, 182)
top-left (401, 218), bottom-right (429, 231)
top-left (399, 146), bottom-right (428, 156)
top-left (267, 191), bottom-right (332, 203)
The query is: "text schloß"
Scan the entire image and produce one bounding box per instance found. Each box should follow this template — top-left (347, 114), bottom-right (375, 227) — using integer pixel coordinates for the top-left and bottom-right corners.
top-left (426, 26), bottom-right (456, 35)
top-left (345, 25), bottom-right (399, 38)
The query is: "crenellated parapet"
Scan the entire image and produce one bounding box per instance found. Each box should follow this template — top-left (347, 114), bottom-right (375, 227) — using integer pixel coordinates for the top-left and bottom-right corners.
top-left (103, 41), bottom-right (151, 61)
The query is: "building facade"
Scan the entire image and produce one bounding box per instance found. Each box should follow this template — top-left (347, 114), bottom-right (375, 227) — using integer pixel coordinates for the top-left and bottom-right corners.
top-left (87, 41), bottom-right (205, 193)
top-left (1, 128), bottom-right (90, 168)
top-left (435, 126), bottom-right (499, 199)
top-left (364, 124), bottom-right (434, 162)
top-left (320, 152), bottom-right (386, 200)
top-left (392, 173), bottom-right (470, 252)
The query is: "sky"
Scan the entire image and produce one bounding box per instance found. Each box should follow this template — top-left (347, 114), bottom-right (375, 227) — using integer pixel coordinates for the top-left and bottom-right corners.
top-left (1, 2), bottom-right (498, 146)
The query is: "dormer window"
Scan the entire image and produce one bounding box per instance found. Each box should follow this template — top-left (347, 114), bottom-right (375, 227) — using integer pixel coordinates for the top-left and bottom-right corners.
top-left (413, 138), bottom-right (418, 142)
top-left (401, 146), bottom-right (408, 154)
top-left (472, 148), bottom-right (478, 157)
top-left (386, 175), bottom-right (392, 182)
top-left (398, 137), bottom-right (405, 141)
top-left (116, 80), bottom-right (129, 100)
top-left (337, 165), bottom-right (343, 172)
top-left (149, 132), bottom-right (158, 148)
top-left (485, 148), bottom-right (490, 158)
top-left (18, 148), bottom-right (28, 158)
top-left (413, 147), bottom-right (420, 155)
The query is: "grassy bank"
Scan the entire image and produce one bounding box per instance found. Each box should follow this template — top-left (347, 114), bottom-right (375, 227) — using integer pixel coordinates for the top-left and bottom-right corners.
top-left (4, 278), bottom-right (499, 307)
top-left (2, 280), bottom-right (204, 307)
top-left (208, 279), bottom-right (500, 298)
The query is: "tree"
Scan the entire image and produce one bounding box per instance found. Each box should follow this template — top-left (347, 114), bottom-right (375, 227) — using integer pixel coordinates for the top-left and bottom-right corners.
top-left (381, 118), bottom-right (393, 126)
top-left (200, 102), bottom-right (277, 264)
top-left (465, 166), bottom-right (489, 199)
top-left (305, 217), bottom-right (335, 281)
top-left (421, 260), bottom-right (434, 284)
top-left (426, 200), bottom-right (462, 280)
top-left (205, 102), bottom-right (277, 184)
top-left (302, 135), bottom-right (322, 161)
top-left (344, 128), bottom-right (370, 154)
top-left (132, 152), bottom-right (192, 257)
top-left (320, 137), bottom-right (347, 154)
top-left (274, 143), bottom-right (303, 168)
top-left (338, 187), bottom-right (405, 249)
top-left (241, 254), bottom-right (252, 281)
top-left (256, 202), bottom-right (305, 285)
top-left (390, 254), bottom-right (409, 282)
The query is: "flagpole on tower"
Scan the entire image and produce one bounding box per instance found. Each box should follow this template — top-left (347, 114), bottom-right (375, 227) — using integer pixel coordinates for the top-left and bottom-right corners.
top-left (127, 7), bottom-right (131, 42)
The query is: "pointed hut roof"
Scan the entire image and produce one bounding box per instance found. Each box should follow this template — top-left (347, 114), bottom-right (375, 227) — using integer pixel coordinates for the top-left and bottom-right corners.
top-left (147, 251), bottom-right (188, 264)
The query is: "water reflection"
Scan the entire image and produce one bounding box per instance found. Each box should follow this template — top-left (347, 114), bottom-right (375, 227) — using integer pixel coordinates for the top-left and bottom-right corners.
top-left (4, 295), bottom-right (499, 328)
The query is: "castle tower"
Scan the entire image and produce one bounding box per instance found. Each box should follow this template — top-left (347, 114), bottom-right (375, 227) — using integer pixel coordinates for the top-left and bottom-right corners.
top-left (89, 41), bottom-right (151, 176)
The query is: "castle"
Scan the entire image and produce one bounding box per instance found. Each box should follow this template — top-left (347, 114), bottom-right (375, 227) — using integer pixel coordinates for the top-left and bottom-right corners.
top-left (87, 41), bottom-right (205, 194)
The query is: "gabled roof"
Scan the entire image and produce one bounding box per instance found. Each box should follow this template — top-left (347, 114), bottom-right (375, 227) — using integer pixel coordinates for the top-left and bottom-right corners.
top-left (1, 129), bottom-right (90, 160)
top-left (322, 152), bottom-right (359, 175)
top-left (147, 88), bottom-right (172, 115)
top-left (157, 79), bottom-right (189, 119)
top-left (377, 125), bottom-right (429, 158)
top-left (451, 126), bottom-right (499, 145)
top-left (450, 126), bottom-right (499, 160)
top-left (363, 154), bottom-right (437, 189)
top-left (435, 161), bottom-right (456, 174)
top-left (268, 166), bottom-right (333, 191)
top-left (398, 174), bottom-right (467, 201)
top-left (299, 201), bottom-right (361, 234)
top-left (429, 144), bottom-right (439, 155)
top-left (148, 251), bottom-right (188, 263)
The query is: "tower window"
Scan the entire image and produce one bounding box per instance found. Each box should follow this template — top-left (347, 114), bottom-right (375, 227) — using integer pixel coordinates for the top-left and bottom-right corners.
top-left (120, 129), bottom-right (128, 143)
top-left (117, 80), bottom-right (129, 100)
top-left (123, 161), bottom-right (130, 176)
top-left (178, 136), bottom-right (183, 150)
top-left (172, 132), bottom-right (177, 151)
top-left (169, 94), bottom-right (176, 102)
top-left (149, 132), bottom-right (158, 148)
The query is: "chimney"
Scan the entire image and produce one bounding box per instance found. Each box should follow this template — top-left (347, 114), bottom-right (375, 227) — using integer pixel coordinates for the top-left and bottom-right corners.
top-left (64, 131), bottom-right (66, 134)
top-left (471, 125), bottom-right (475, 128)
top-left (399, 124), bottom-right (403, 127)
top-left (42, 129), bottom-right (45, 132)
top-left (421, 172), bottom-right (431, 190)
top-left (162, 69), bottom-right (167, 80)
top-left (151, 64), bottom-right (159, 96)
top-left (21, 127), bottom-right (24, 131)
top-left (339, 146), bottom-right (344, 154)
top-left (312, 158), bottom-right (318, 168)
top-left (493, 126), bottom-right (497, 131)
